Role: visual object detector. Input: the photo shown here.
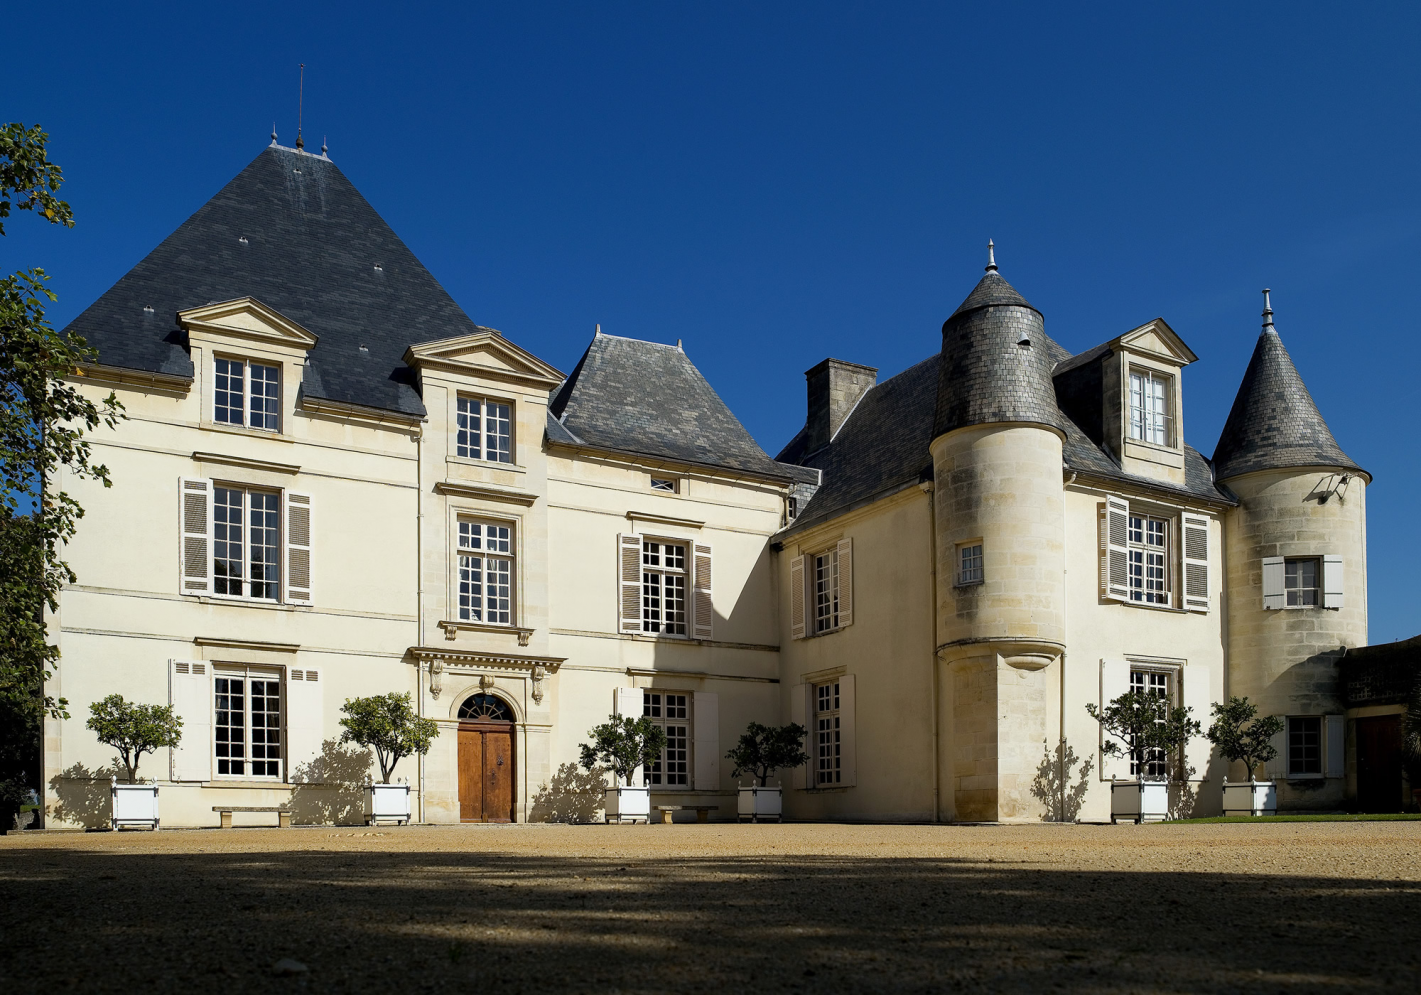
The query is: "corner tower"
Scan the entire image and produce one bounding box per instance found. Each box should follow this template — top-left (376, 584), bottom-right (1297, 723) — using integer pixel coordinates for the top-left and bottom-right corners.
top-left (930, 245), bottom-right (1068, 822)
top-left (1215, 291), bottom-right (1368, 809)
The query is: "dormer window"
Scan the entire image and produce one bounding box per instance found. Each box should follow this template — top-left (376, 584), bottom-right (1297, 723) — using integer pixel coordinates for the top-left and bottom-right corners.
top-left (1128, 369), bottom-right (1173, 447)
top-left (456, 395), bottom-right (514, 463)
top-left (215, 356), bottom-right (281, 432)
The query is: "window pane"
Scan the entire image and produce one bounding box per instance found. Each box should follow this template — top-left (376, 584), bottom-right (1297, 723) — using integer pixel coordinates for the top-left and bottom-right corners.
top-left (485, 401), bottom-right (512, 463)
top-left (486, 556), bottom-right (512, 624)
top-left (248, 363), bottom-right (280, 431)
top-left (815, 683), bottom-right (841, 786)
top-left (459, 554), bottom-right (484, 621)
top-left (215, 358), bottom-right (244, 425)
top-left (213, 487), bottom-right (244, 596)
top-left (456, 397), bottom-right (481, 459)
top-left (1289, 717), bottom-right (1322, 775)
top-left (642, 570), bottom-right (663, 632)
top-left (249, 678), bottom-right (282, 777)
top-left (215, 676), bottom-right (246, 775)
top-left (248, 491), bottom-right (280, 600)
top-left (814, 552), bottom-right (838, 632)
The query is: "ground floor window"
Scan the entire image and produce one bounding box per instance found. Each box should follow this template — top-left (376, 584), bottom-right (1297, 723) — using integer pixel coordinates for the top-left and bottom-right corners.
top-left (214, 666), bottom-right (282, 778)
top-left (1128, 668), bottom-right (1171, 778)
top-left (643, 692), bottom-right (689, 786)
top-left (1288, 716), bottom-right (1323, 776)
top-left (815, 681), bottom-right (841, 785)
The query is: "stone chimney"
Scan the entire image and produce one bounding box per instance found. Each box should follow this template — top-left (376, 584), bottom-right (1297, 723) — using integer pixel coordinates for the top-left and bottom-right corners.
top-left (805, 358), bottom-right (878, 453)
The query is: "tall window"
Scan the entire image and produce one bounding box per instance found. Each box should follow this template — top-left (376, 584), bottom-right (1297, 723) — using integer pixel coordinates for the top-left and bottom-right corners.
top-left (1287, 716), bottom-right (1323, 776)
top-left (815, 681), bottom-right (841, 785)
top-left (456, 396), bottom-right (513, 462)
top-left (1129, 669), bottom-right (1171, 778)
top-left (215, 357), bottom-right (280, 432)
top-left (1285, 558), bottom-right (1320, 607)
top-left (457, 519), bottom-right (514, 624)
top-left (1128, 514), bottom-right (1170, 606)
top-left (814, 549), bottom-right (839, 633)
top-left (957, 542), bottom-right (983, 586)
top-left (1128, 370), bottom-right (1172, 446)
top-left (642, 540), bottom-right (687, 635)
top-left (214, 667), bottom-right (282, 778)
top-left (643, 692), bottom-right (689, 787)
top-left (213, 486), bottom-right (281, 600)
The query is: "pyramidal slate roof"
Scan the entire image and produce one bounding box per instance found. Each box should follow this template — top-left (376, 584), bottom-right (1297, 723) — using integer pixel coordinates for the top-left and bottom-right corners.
top-left (1212, 310), bottom-right (1363, 481)
top-left (549, 332), bottom-right (790, 479)
top-left (63, 143), bottom-right (493, 417)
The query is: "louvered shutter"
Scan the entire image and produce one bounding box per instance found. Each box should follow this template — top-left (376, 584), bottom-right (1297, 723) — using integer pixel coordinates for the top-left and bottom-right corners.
top-left (693, 543), bottom-right (713, 640)
top-left (1099, 658), bottom-right (1132, 780)
top-left (1182, 515), bottom-right (1210, 612)
top-left (790, 683), bottom-right (808, 788)
top-left (835, 538), bottom-right (853, 628)
top-left (179, 477), bottom-right (212, 595)
top-left (790, 555), bottom-right (807, 639)
top-left (1261, 556), bottom-right (1285, 610)
top-left (169, 660), bottom-right (212, 781)
top-left (284, 491), bottom-right (313, 605)
top-left (617, 534), bottom-right (642, 634)
top-left (286, 667), bottom-right (323, 781)
top-left (1322, 555), bottom-right (1344, 609)
top-left (1182, 664), bottom-right (1213, 779)
top-left (838, 674), bottom-right (857, 787)
top-left (1325, 714), bottom-right (1345, 777)
top-left (613, 687), bottom-right (645, 786)
top-left (692, 691), bottom-right (719, 789)
top-left (1101, 498), bottom-right (1130, 602)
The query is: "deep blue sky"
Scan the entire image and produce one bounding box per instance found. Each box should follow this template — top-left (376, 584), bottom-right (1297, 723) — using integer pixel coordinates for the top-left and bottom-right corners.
top-left (4, 3), bottom-right (1417, 641)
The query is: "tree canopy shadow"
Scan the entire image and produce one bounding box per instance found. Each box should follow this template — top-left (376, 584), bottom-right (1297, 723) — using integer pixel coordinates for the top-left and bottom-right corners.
top-left (290, 739), bottom-right (372, 826)
top-left (1031, 739), bottom-right (1094, 822)
top-left (528, 761), bottom-right (605, 823)
top-left (47, 762), bottom-right (123, 829)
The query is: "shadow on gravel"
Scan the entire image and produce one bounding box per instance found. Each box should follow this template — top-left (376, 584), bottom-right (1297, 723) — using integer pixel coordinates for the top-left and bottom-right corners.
top-left (2, 848), bottom-right (1418, 993)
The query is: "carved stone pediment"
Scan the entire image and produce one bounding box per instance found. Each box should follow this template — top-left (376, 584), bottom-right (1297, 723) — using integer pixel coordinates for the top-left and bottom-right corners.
top-left (178, 297), bottom-right (319, 350)
top-left (1117, 318), bottom-right (1197, 367)
top-left (404, 329), bottom-right (564, 388)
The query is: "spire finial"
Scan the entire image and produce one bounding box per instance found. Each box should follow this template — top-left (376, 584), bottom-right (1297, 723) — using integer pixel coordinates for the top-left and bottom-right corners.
top-left (986, 239), bottom-right (998, 273)
top-left (1262, 288), bottom-right (1274, 331)
top-left (321, 136), bottom-right (328, 157)
top-left (270, 123), bottom-right (278, 147)
top-left (295, 63), bottom-right (306, 151)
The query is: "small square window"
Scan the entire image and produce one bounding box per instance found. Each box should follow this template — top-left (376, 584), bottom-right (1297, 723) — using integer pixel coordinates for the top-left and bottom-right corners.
top-left (957, 542), bottom-right (983, 586)
top-left (651, 477), bottom-right (678, 494)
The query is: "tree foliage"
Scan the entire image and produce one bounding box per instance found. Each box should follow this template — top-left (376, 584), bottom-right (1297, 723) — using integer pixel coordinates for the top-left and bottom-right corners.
top-left (338, 693), bottom-right (440, 784)
top-left (1402, 677), bottom-right (1421, 787)
top-left (1086, 690), bottom-right (1201, 782)
top-left (725, 721), bottom-right (809, 787)
top-left (1205, 696), bottom-right (1283, 781)
top-left (0, 123), bottom-right (74, 235)
top-left (85, 694), bottom-right (183, 784)
top-left (578, 714), bottom-right (667, 788)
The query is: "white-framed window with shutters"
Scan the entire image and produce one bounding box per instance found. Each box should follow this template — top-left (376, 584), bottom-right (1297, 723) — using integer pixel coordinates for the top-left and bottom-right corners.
top-left (1129, 667), bottom-right (1174, 778)
top-left (641, 539), bottom-right (688, 635)
top-left (814, 681), bottom-right (841, 786)
top-left (813, 548), bottom-right (839, 632)
top-left (214, 355), bottom-right (281, 432)
top-left (1286, 716), bottom-right (1322, 777)
top-left (643, 692), bottom-right (690, 788)
top-left (789, 538), bottom-right (853, 639)
top-left (1128, 368), bottom-right (1174, 447)
top-left (179, 478), bottom-right (313, 605)
top-left (213, 665), bottom-right (283, 779)
top-left (1100, 497), bottom-right (1210, 613)
top-left (956, 540), bottom-right (983, 586)
top-left (455, 395), bottom-right (514, 463)
top-left (457, 518), bottom-right (514, 625)
top-left (1127, 514), bottom-right (1170, 606)
top-left (1262, 554), bottom-right (1343, 610)
top-left (617, 534), bottom-right (713, 639)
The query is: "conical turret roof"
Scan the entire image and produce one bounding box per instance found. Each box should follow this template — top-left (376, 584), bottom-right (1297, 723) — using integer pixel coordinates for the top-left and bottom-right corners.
top-left (1212, 297), bottom-right (1363, 481)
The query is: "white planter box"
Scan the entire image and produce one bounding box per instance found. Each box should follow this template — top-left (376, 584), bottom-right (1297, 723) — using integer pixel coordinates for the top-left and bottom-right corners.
top-left (1221, 780), bottom-right (1277, 817)
top-left (1110, 779), bottom-right (1169, 824)
top-left (365, 782), bottom-right (412, 825)
top-left (737, 786), bottom-right (783, 822)
top-left (110, 778), bottom-right (160, 830)
top-left (604, 786), bottom-right (650, 824)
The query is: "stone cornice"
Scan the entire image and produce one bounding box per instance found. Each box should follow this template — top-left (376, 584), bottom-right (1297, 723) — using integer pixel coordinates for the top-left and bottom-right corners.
top-left (434, 480), bottom-right (538, 505)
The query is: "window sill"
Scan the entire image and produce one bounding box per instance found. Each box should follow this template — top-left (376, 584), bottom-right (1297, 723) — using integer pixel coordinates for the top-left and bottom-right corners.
top-left (208, 779), bottom-right (291, 789)
top-left (201, 421), bottom-right (292, 443)
top-left (1267, 606), bottom-right (1339, 612)
top-left (954, 579), bottom-right (984, 590)
top-left (440, 619), bottom-right (533, 646)
top-left (1113, 600), bottom-right (1188, 614)
top-left (193, 594), bottom-right (295, 612)
top-left (801, 785), bottom-right (854, 793)
top-left (446, 455), bottom-right (526, 474)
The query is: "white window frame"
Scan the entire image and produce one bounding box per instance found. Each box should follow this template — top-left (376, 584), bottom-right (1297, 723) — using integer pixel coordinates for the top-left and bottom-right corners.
top-left (456, 518), bottom-right (515, 625)
top-left (813, 548), bottom-right (840, 633)
top-left (643, 691), bottom-right (691, 788)
top-left (455, 394), bottom-right (514, 463)
top-left (814, 680), bottom-right (842, 786)
top-left (214, 355), bottom-right (281, 432)
top-left (1286, 715), bottom-right (1324, 778)
top-left (956, 540), bottom-right (983, 587)
top-left (213, 665), bottom-right (284, 780)
top-left (641, 539), bottom-right (689, 636)
top-left (1284, 557), bottom-right (1321, 608)
top-left (211, 484), bottom-right (283, 603)
top-left (1128, 367), bottom-right (1174, 447)
top-left (650, 476), bottom-right (679, 494)
top-left (1127, 513), bottom-right (1171, 607)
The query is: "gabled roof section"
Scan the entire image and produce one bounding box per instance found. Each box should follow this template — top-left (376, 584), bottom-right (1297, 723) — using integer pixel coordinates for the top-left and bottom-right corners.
top-left (1117, 317), bottom-right (1197, 365)
top-left (62, 144), bottom-right (493, 417)
top-left (548, 332), bottom-right (787, 479)
top-left (405, 328), bottom-right (564, 389)
top-left (177, 297), bottom-right (318, 349)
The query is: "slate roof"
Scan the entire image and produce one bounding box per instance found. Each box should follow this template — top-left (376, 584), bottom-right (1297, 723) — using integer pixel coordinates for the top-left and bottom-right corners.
top-left (62, 144), bottom-right (495, 417)
top-left (1212, 323), bottom-right (1363, 481)
top-left (549, 333), bottom-right (790, 479)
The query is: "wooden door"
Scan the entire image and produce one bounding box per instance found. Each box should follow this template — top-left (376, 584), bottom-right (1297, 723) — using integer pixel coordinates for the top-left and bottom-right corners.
top-left (458, 723), bottom-right (516, 822)
top-left (1356, 715), bottom-right (1402, 813)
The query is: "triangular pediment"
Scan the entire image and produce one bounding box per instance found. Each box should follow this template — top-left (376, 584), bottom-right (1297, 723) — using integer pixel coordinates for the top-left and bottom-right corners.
top-left (178, 297), bottom-right (319, 349)
top-left (1117, 318), bottom-right (1198, 366)
top-left (404, 328), bottom-right (565, 388)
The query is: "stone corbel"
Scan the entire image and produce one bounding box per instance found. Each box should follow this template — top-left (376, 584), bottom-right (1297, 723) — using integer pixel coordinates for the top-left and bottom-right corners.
top-left (530, 665), bottom-right (547, 704)
top-left (429, 659), bottom-right (444, 700)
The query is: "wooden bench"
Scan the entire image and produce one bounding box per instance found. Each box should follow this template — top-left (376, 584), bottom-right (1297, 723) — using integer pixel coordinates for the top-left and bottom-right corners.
top-left (655, 805), bottom-right (719, 825)
top-left (213, 806), bottom-right (292, 829)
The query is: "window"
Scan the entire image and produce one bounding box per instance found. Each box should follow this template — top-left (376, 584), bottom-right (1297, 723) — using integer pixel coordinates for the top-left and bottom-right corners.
top-left (1129, 669), bottom-right (1172, 778)
top-left (643, 692), bottom-right (690, 787)
top-left (1287, 716), bottom-right (1323, 776)
top-left (957, 542), bottom-right (983, 586)
top-left (213, 486), bottom-right (281, 600)
top-left (650, 477), bottom-right (678, 493)
top-left (1128, 369), bottom-right (1172, 446)
top-left (1285, 558), bottom-right (1320, 607)
top-left (457, 519), bottom-right (514, 624)
top-left (214, 356), bottom-right (280, 431)
top-left (456, 396), bottom-right (513, 463)
top-left (642, 540), bottom-right (687, 635)
top-left (214, 667), bottom-right (282, 778)
top-left (814, 549), bottom-right (840, 633)
top-left (815, 681), bottom-right (841, 785)
top-left (1128, 515), bottom-right (1170, 606)
top-left (787, 496), bottom-right (798, 521)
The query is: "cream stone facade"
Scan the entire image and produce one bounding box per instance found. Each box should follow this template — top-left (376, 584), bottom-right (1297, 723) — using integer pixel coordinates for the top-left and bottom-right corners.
top-left (42, 145), bottom-right (1376, 827)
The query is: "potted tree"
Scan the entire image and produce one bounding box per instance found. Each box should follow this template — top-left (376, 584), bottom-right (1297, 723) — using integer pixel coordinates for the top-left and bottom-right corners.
top-left (726, 722), bottom-right (808, 822)
top-left (578, 714), bottom-right (666, 824)
top-left (339, 692), bottom-right (439, 826)
top-left (1087, 690), bottom-right (1200, 824)
top-left (1206, 696), bottom-right (1283, 816)
top-left (85, 694), bottom-right (182, 830)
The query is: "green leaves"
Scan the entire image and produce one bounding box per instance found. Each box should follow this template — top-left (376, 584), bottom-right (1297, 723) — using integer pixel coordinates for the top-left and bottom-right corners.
top-left (1086, 690), bottom-right (1201, 782)
top-left (724, 721), bottom-right (809, 787)
top-left (1205, 696), bottom-right (1283, 781)
top-left (578, 714), bottom-right (668, 788)
top-left (85, 694), bottom-right (183, 784)
top-left (338, 693), bottom-right (440, 784)
top-left (0, 123), bottom-right (74, 236)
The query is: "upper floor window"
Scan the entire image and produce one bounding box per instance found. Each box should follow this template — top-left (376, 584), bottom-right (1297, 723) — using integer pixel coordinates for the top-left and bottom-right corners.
top-left (456, 396), bottom-right (513, 463)
top-left (213, 486), bottom-right (281, 601)
top-left (650, 477), bottom-right (678, 494)
top-left (1285, 557), bottom-right (1320, 607)
top-left (643, 692), bottom-right (690, 787)
top-left (457, 519), bottom-right (514, 624)
top-left (641, 540), bottom-right (687, 635)
top-left (1128, 515), bottom-right (1170, 606)
top-left (814, 548), bottom-right (840, 632)
top-left (215, 357), bottom-right (280, 431)
top-left (957, 541), bottom-right (983, 586)
top-left (1128, 369), bottom-right (1173, 447)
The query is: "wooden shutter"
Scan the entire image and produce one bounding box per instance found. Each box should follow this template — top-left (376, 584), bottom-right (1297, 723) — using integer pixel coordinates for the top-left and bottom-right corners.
top-left (613, 687), bottom-right (645, 786)
top-left (692, 691), bottom-right (719, 790)
top-left (1181, 515), bottom-right (1210, 612)
top-left (1322, 555), bottom-right (1344, 609)
top-left (1265, 725), bottom-right (1287, 780)
top-left (179, 477), bottom-right (212, 596)
top-left (790, 683), bottom-right (808, 788)
top-left (789, 555), bottom-right (807, 640)
top-left (1099, 658), bottom-right (1132, 780)
top-left (284, 491), bottom-right (313, 605)
top-left (1262, 556), bottom-right (1285, 610)
top-left (1325, 714), bottom-right (1345, 777)
top-left (693, 543), bottom-right (713, 640)
top-left (838, 674), bottom-right (857, 787)
top-left (617, 534), bottom-right (642, 634)
top-left (1100, 498), bottom-right (1130, 602)
top-left (169, 660), bottom-right (212, 781)
top-left (1182, 663), bottom-right (1213, 780)
top-left (835, 538), bottom-right (853, 628)
top-left (286, 667), bottom-right (323, 781)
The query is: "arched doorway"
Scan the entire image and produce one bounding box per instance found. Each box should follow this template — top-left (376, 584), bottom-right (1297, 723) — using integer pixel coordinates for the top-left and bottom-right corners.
top-left (457, 693), bottom-right (516, 823)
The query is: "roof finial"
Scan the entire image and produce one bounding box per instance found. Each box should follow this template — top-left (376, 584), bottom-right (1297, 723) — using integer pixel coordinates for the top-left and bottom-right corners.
top-left (986, 239), bottom-right (998, 273)
top-left (321, 136), bottom-right (328, 157)
top-left (1261, 288), bottom-right (1275, 331)
top-left (595, 323), bottom-right (602, 337)
top-left (270, 123), bottom-right (278, 147)
top-left (295, 63), bottom-right (306, 151)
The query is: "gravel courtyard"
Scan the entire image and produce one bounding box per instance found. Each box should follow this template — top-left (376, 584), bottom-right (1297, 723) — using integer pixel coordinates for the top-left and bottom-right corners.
top-left (2, 821), bottom-right (1419, 993)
